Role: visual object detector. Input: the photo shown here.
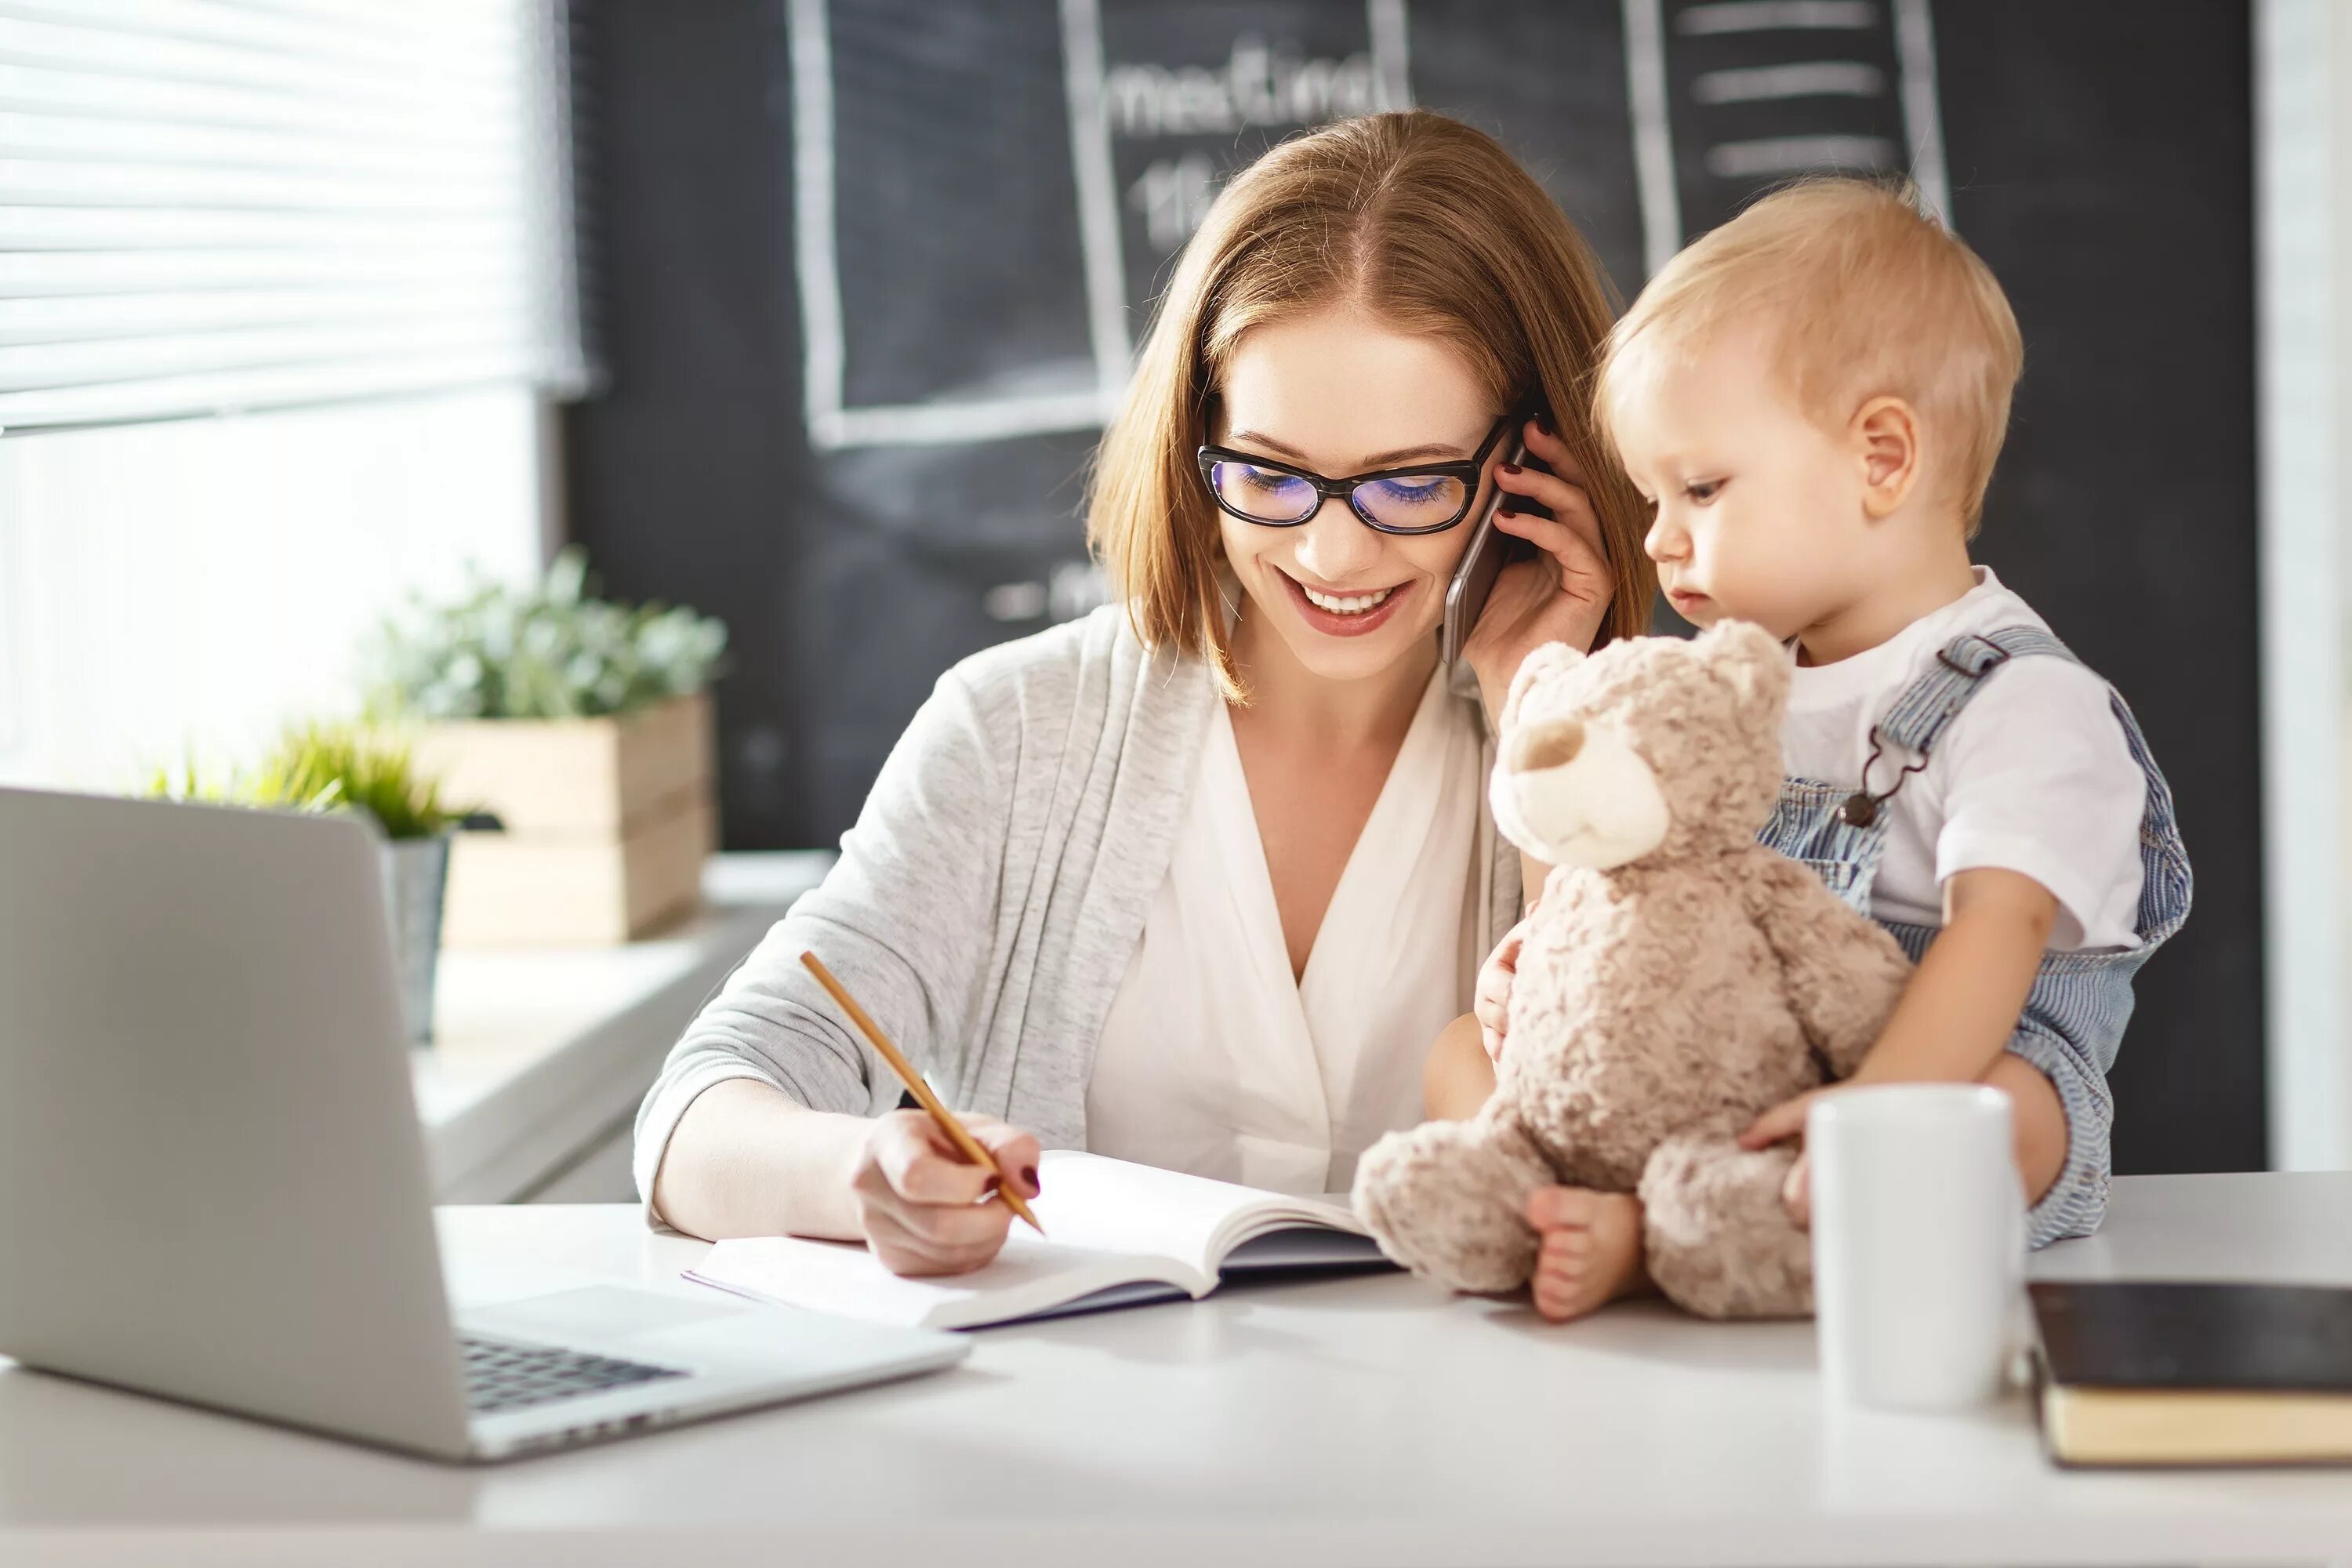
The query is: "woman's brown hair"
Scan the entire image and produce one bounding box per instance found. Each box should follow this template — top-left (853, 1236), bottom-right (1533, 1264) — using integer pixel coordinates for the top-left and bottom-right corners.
top-left (1086, 110), bottom-right (1656, 693)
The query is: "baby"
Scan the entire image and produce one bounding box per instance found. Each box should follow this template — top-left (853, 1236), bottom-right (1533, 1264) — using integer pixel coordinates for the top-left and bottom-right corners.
top-left (1440, 179), bottom-right (2192, 1321)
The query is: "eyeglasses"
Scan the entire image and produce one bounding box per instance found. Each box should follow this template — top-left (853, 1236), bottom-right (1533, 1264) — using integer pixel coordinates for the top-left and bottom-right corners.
top-left (1196, 412), bottom-right (1516, 536)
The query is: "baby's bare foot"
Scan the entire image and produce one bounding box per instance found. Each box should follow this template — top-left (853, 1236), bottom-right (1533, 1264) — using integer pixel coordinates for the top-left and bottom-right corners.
top-left (1524, 1186), bottom-right (1646, 1322)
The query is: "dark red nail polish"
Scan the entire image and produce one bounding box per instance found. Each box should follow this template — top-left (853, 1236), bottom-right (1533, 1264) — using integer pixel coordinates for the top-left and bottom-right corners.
top-left (1500, 463), bottom-right (1522, 475)
top-left (1022, 1165), bottom-right (1041, 1194)
top-left (1537, 415), bottom-right (1555, 434)
top-left (1496, 510), bottom-right (1517, 522)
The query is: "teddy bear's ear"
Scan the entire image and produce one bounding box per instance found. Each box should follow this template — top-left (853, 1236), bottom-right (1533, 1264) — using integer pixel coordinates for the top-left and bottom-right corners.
top-left (1501, 642), bottom-right (1587, 734)
top-left (1697, 620), bottom-right (1791, 711)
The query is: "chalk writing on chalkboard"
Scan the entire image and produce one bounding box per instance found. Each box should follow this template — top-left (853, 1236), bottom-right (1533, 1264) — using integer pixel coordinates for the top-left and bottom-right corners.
top-left (786, 0), bottom-right (1947, 453)
top-left (1630, 0), bottom-right (1948, 274)
top-left (1115, 28), bottom-right (1408, 252)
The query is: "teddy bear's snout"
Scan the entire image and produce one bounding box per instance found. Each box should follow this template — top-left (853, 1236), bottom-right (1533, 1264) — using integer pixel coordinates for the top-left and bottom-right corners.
top-left (1510, 717), bottom-right (1585, 773)
top-left (1492, 712), bottom-right (1671, 872)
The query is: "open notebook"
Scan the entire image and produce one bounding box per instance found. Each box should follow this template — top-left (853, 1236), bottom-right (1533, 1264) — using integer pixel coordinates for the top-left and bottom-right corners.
top-left (684, 1150), bottom-right (1393, 1330)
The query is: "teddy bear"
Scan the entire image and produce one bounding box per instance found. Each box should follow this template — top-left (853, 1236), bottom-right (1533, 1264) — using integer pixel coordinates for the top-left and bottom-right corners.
top-left (1352, 621), bottom-right (1913, 1319)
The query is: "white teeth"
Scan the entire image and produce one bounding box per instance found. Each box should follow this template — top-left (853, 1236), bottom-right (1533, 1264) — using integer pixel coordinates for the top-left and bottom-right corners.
top-left (1301, 583), bottom-right (1396, 615)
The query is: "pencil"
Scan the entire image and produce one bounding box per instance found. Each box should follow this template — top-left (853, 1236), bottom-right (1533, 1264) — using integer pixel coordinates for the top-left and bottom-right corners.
top-left (798, 950), bottom-right (1045, 1236)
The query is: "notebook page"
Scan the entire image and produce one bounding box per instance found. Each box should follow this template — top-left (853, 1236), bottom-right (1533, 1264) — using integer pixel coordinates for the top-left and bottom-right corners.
top-left (1218, 1226), bottom-right (1390, 1271)
top-left (1029, 1151), bottom-right (1362, 1274)
top-left (688, 1229), bottom-right (1202, 1331)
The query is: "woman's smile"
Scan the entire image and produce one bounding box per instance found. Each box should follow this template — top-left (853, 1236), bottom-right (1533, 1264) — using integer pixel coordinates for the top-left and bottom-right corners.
top-left (1277, 566), bottom-right (1417, 638)
top-left (1207, 305), bottom-right (1500, 684)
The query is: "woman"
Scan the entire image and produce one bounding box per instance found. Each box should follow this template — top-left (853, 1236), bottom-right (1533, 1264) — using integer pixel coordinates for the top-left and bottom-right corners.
top-left (636, 111), bottom-right (1655, 1276)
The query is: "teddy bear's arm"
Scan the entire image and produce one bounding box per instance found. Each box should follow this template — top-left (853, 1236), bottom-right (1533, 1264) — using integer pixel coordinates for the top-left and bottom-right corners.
top-left (1740, 851), bottom-right (1912, 1078)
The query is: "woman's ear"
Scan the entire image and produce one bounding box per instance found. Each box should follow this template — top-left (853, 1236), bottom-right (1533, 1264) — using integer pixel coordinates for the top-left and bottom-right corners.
top-left (1851, 395), bottom-right (1922, 519)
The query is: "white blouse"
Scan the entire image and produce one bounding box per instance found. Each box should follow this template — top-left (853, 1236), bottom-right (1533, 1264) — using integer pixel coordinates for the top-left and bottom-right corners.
top-left (1086, 665), bottom-right (1487, 1195)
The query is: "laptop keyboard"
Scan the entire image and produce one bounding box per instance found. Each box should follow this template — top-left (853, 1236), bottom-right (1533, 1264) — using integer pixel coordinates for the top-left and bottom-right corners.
top-left (459, 1334), bottom-right (687, 1415)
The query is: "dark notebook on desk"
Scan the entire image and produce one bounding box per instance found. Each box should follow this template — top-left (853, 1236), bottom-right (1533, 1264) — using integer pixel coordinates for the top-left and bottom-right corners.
top-left (2030, 1281), bottom-right (2352, 1467)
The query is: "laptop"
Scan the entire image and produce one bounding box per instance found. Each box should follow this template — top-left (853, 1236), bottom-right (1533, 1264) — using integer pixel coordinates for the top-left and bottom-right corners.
top-left (0, 786), bottom-right (967, 1462)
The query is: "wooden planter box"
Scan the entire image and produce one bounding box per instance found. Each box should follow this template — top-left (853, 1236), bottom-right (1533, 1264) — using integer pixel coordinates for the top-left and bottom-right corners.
top-left (412, 691), bottom-right (717, 946)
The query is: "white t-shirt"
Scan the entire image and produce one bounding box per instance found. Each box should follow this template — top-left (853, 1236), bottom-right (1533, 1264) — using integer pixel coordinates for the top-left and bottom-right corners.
top-left (1780, 567), bottom-right (2146, 952)
top-left (1086, 665), bottom-right (1485, 1195)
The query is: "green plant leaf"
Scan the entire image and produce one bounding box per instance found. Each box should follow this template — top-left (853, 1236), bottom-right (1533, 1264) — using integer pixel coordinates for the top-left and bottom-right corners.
top-left (361, 548), bottom-right (728, 721)
top-left (252, 721), bottom-right (463, 838)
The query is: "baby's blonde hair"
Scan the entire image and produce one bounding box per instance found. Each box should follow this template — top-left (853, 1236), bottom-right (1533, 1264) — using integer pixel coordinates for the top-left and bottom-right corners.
top-left (1595, 178), bottom-right (2024, 533)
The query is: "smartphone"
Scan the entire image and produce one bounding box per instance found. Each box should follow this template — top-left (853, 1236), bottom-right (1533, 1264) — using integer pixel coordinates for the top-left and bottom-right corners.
top-left (1440, 436), bottom-right (1547, 666)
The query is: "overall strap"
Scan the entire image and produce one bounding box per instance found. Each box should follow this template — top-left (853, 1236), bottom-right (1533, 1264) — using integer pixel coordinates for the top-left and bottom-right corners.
top-left (1842, 627), bottom-right (2078, 827)
top-left (1853, 622), bottom-right (2192, 951)
top-left (1876, 626), bottom-right (2079, 757)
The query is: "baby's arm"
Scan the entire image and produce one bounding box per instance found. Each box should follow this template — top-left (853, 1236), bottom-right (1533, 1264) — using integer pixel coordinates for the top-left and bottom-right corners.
top-left (1743, 867), bottom-right (2071, 1218)
top-left (1846, 866), bottom-right (2056, 1087)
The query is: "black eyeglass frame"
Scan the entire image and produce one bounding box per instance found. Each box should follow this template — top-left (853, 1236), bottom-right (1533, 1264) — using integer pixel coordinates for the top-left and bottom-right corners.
top-left (1195, 410), bottom-right (1521, 536)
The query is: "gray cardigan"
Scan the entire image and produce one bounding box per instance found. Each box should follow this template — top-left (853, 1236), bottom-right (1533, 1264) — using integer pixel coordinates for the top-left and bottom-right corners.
top-left (631, 604), bottom-right (1522, 1205)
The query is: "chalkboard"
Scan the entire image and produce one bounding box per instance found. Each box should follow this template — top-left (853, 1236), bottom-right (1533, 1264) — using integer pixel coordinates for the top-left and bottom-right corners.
top-left (568, 0), bottom-right (2260, 1176)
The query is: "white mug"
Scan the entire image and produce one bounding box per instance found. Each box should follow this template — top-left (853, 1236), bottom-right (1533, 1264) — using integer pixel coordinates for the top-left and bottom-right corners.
top-left (1808, 1084), bottom-right (2024, 1410)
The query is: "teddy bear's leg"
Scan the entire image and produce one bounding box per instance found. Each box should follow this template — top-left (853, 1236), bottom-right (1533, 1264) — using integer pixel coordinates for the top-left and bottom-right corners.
top-left (1638, 1131), bottom-right (1814, 1319)
top-left (1352, 1102), bottom-right (1555, 1294)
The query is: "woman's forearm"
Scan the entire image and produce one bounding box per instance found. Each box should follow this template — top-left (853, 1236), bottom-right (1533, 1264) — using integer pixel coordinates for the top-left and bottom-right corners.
top-left (1518, 851), bottom-right (1552, 916)
top-left (648, 1078), bottom-right (872, 1243)
top-left (1425, 1012), bottom-right (1497, 1120)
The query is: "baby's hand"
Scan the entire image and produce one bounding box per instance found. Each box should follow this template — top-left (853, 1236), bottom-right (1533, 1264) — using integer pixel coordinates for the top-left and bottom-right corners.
top-left (1781, 1151), bottom-right (1811, 1228)
top-left (1740, 1089), bottom-right (1828, 1228)
top-left (1476, 910), bottom-right (1534, 1062)
top-left (1738, 1088), bottom-right (1826, 1152)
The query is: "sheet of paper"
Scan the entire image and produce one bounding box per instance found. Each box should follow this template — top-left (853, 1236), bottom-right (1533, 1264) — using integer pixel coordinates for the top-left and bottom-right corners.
top-left (689, 1229), bottom-right (1187, 1330)
top-left (685, 1154), bottom-right (1371, 1330)
top-left (1028, 1150), bottom-right (1359, 1272)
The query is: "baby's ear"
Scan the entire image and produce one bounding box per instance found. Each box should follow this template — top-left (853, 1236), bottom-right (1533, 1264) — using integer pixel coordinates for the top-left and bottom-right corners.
top-left (1697, 620), bottom-right (1790, 712)
top-left (1501, 642), bottom-right (1587, 734)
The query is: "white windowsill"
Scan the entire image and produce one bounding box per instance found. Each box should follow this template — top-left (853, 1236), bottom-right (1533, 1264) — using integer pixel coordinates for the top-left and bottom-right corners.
top-left (412, 850), bottom-right (833, 1203)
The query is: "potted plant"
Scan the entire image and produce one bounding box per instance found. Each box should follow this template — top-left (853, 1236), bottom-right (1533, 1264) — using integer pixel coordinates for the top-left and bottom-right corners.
top-left (365, 548), bottom-right (729, 946)
top-left (143, 724), bottom-right (465, 1044)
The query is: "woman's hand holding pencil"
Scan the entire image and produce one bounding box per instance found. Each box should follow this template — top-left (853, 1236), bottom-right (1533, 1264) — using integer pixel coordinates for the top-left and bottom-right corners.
top-left (845, 1111), bottom-right (1044, 1276)
top-left (803, 952), bottom-right (1047, 1278)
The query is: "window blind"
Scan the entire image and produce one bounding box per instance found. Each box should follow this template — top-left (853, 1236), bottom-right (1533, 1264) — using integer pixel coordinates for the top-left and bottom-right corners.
top-left (0, 0), bottom-right (586, 432)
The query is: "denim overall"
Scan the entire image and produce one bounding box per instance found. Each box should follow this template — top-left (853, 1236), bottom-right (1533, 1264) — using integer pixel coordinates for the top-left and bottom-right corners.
top-left (1757, 627), bottom-right (2193, 1249)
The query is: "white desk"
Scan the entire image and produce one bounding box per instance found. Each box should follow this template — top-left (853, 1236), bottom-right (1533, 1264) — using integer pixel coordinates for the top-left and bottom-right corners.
top-left (8, 1173), bottom-right (2352, 1566)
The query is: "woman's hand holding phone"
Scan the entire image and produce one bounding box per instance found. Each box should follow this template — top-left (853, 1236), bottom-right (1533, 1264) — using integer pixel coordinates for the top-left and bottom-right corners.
top-left (1460, 416), bottom-right (1616, 726)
